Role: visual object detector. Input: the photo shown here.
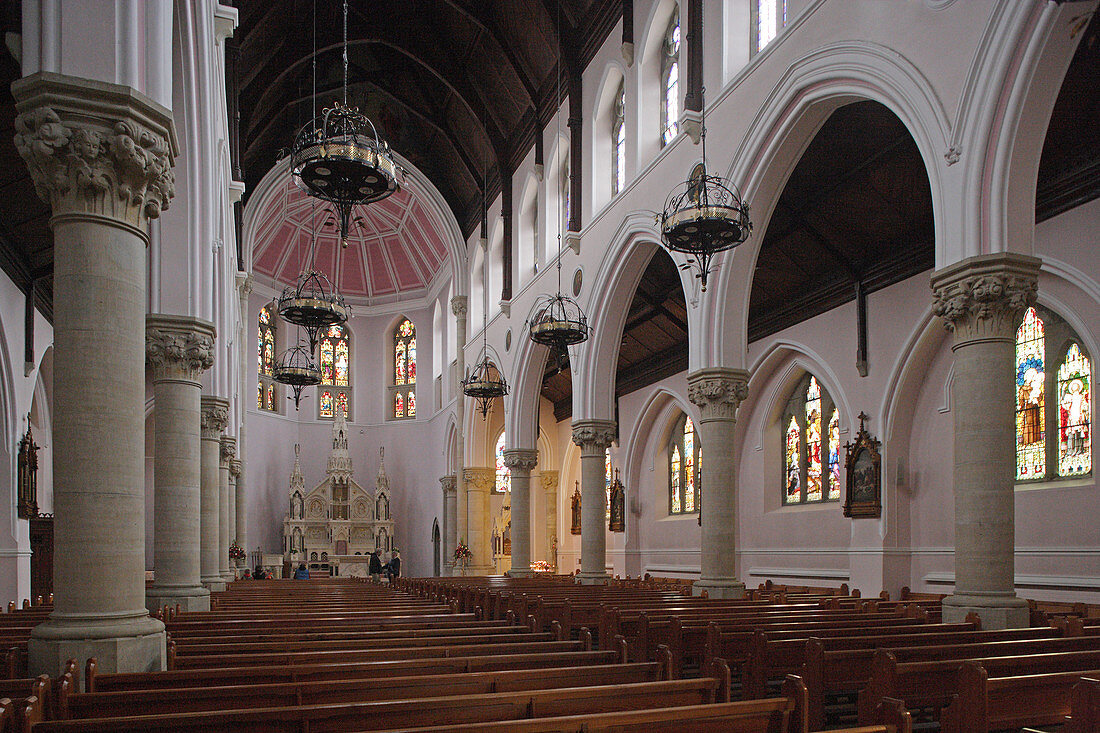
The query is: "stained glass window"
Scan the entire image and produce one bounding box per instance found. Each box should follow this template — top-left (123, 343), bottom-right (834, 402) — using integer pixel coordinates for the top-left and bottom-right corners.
top-left (662, 9), bottom-right (680, 146)
top-left (757, 0), bottom-right (786, 52)
top-left (1058, 344), bottom-right (1091, 477)
top-left (267, 386), bottom-right (274, 411)
top-left (782, 373), bottom-right (838, 504)
top-left (612, 80), bottom-right (626, 196)
top-left (395, 393), bottom-right (404, 418)
top-left (828, 409), bottom-right (841, 500)
top-left (336, 391), bottom-right (349, 419)
top-left (1016, 307), bottom-right (1045, 480)
top-left (258, 306), bottom-right (275, 377)
top-left (496, 432), bottom-right (509, 494)
top-left (392, 319), bottom-right (417, 419)
top-left (319, 390), bottom-right (334, 419)
top-left (668, 412), bottom-right (701, 514)
top-left (319, 324), bottom-right (349, 387)
top-left (258, 384), bottom-right (263, 409)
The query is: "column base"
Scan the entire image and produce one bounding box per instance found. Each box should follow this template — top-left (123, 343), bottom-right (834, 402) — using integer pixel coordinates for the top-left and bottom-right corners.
top-left (506, 568), bottom-right (534, 578)
top-left (220, 571), bottom-right (235, 582)
top-left (692, 579), bottom-right (746, 599)
top-left (145, 585), bottom-right (211, 614)
top-left (201, 576), bottom-right (226, 592)
top-left (942, 593), bottom-right (1029, 629)
top-left (575, 572), bottom-right (610, 586)
top-left (28, 612), bottom-right (165, 678)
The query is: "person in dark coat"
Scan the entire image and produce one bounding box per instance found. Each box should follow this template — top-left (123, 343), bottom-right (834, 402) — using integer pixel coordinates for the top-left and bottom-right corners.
top-left (385, 553), bottom-right (401, 580)
top-left (293, 563), bottom-right (310, 579)
top-left (368, 551), bottom-right (383, 582)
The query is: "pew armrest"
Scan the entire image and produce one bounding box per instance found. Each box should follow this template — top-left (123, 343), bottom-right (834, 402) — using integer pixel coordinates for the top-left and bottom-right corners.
top-left (781, 674), bottom-right (809, 733)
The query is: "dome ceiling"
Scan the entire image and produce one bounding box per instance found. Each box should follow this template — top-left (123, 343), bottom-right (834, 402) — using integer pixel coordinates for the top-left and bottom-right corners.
top-left (251, 175), bottom-right (451, 303)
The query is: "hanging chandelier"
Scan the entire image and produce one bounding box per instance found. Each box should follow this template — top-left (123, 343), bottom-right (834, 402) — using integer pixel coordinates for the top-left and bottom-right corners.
top-left (291, 0), bottom-right (399, 248)
top-left (463, 352), bottom-right (508, 417)
top-left (658, 4), bottom-right (751, 293)
top-left (273, 342), bottom-right (322, 411)
top-left (277, 267), bottom-right (349, 352)
top-left (529, 6), bottom-right (590, 353)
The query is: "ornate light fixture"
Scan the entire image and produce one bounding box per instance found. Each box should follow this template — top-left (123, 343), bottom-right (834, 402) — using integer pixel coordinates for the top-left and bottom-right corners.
top-left (658, 4), bottom-right (751, 292)
top-left (528, 9), bottom-right (590, 353)
top-left (273, 341), bottom-right (322, 411)
top-left (276, 268), bottom-right (349, 352)
top-left (463, 352), bottom-right (508, 418)
top-left (291, 0), bottom-right (398, 248)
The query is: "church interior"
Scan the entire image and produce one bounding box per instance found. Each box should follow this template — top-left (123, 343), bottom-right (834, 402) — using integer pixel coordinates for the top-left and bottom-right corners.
top-left (0, 0), bottom-right (1098, 728)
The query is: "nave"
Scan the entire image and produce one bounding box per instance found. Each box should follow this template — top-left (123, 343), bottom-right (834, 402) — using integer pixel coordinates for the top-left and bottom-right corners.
top-left (0, 575), bottom-right (1097, 731)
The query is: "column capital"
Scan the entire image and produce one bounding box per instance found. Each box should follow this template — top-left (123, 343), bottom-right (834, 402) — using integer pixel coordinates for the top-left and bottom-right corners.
top-left (236, 272), bottom-right (254, 297)
top-left (571, 419), bottom-right (617, 456)
top-left (687, 367), bottom-right (751, 423)
top-left (219, 436), bottom-right (237, 466)
top-left (229, 459), bottom-right (242, 479)
top-left (200, 397), bottom-right (230, 440)
top-left (451, 295), bottom-right (468, 317)
top-left (145, 315), bottom-right (216, 384)
top-left (540, 470), bottom-right (559, 493)
top-left (503, 449), bottom-right (539, 472)
top-left (440, 475), bottom-right (457, 495)
top-left (463, 467), bottom-right (495, 493)
top-left (12, 72), bottom-right (178, 229)
top-left (931, 253), bottom-right (1040, 347)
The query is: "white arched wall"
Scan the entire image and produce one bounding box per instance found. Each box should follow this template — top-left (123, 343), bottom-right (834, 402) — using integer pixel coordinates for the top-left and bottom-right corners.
top-left (517, 172), bottom-right (540, 288)
top-left (468, 244), bottom-right (486, 339)
top-left (636, 0), bottom-right (681, 163)
top-left (590, 63), bottom-right (627, 212)
top-left (704, 41), bottom-right (953, 369)
top-left (546, 131), bottom-right (571, 261)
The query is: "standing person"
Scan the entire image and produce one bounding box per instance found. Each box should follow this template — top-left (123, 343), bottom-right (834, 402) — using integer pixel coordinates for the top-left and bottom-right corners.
top-left (389, 552), bottom-right (401, 579)
top-left (253, 564), bottom-right (266, 580)
top-left (368, 551), bottom-right (382, 582)
top-left (293, 563), bottom-right (310, 579)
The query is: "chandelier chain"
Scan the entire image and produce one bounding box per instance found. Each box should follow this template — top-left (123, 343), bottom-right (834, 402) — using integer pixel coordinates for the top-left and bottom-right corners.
top-left (343, 0), bottom-right (349, 106)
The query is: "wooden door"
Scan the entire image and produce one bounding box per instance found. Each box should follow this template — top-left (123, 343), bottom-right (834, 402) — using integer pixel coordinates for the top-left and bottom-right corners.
top-left (29, 516), bottom-right (53, 600)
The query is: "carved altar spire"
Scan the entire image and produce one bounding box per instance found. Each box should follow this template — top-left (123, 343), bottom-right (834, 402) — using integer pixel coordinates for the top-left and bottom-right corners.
top-left (290, 443), bottom-right (305, 492)
top-left (326, 406), bottom-right (353, 478)
top-left (376, 446), bottom-right (390, 492)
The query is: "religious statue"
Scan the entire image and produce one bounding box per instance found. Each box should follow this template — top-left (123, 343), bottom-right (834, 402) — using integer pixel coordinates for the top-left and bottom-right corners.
top-left (17, 419), bottom-right (38, 519)
top-left (608, 469), bottom-right (625, 533)
top-left (570, 481), bottom-right (581, 535)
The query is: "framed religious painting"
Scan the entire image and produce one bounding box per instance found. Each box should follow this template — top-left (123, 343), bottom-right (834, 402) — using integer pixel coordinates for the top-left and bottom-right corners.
top-left (843, 412), bottom-right (882, 518)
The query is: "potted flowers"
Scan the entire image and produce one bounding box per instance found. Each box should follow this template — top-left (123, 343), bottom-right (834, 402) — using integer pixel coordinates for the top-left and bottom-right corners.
top-left (454, 540), bottom-right (472, 575)
top-left (229, 542), bottom-right (246, 567)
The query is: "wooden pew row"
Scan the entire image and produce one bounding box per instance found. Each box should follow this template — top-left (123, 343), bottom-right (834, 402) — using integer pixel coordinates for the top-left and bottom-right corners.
top-left (88, 649), bottom-right (624, 692)
top-left (164, 613), bottom-right (484, 635)
top-left (1065, 676), bottom-right (1100, 733)
top-left (940, 661), bottom-right (1100, 733)
top-left (857, 638), bottom-right (1100, 724)
top-left (166, 622), bottom-right (523, 645)
top-left (801, 625), bottom-right (1058, 730)
top-left (170, 629), bottom-right (552, 658)
top-left (31, 677), bottom-right (728, 732)
top-left (61, 662), bottom-right (665, 720)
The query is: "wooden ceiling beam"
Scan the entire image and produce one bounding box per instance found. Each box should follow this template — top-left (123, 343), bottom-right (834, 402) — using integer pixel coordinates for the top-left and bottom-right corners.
top-left (441, 0), bottom-right (539, 108)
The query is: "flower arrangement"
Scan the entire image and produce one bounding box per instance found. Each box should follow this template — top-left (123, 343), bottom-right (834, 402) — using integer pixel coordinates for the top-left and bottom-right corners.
top-left (229, 543), bottom-right (245, 561)
top-left (453, 542), bottom-right (472, 562)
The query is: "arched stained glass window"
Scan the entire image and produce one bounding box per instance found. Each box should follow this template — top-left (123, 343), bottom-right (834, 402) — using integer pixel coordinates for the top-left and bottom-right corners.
top-left (668, 412), bottom-right (701, 515)
top-left (319, 325), bottom-right (350, 387)
top-left (782, 374), bottom-right (840, 505)
top-left (612, 80), bottom-right (626, 196)
top-left (661, 8), bottom-right (680, 146)
top-left (320, 390), bottom-right (334, 419)
top-left (496, 432), bottom-right (509, 494)
top-left (391, 318), bottom-right (417, 420)
top-left (1058, 344), bottom-right (1091, 476)
top-left (561, 156), bottom-right (571, 236)
top-left (756, 0), bottom-right (786, 52)
top-left (1013, 306), bottom-right (1092, 483)
top-left (258, 306), bottom-right (278, 412)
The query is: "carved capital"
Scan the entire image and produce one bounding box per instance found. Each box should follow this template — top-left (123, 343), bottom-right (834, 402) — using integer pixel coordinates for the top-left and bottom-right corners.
top-left (930, 254), bottom-right (1040, 347)
top-left (146, 314), bottom-right (216, 384)
top-left (237, 272), bottom-right (254, 298)
top-left (541, 470), bottom-right (559, 494)
top-left (451, 295), bottom-right (468, 318)
top-left (200, 396), bottom-right (230, 440)
top-left (12, 72), bottom-right (178, 228)
top-left (219, 435), bottom-right (237, 466)
top-left (571, 419), bottom-right (617, 456)
top-left (439, 475), bottom-right (457, 495)
top-left (229, 459), bottom-right (242, 479)
top-left (687, 367), bottom-right (751, 423)
top-left (463, 467), bottom-right (495, 493)
top-left (502, 449), bottom-right (539, 472)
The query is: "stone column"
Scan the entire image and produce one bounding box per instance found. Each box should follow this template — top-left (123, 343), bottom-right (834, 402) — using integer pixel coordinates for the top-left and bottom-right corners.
top-left (219, 436), bottom-right (236, 581)
top-left (541, 470), bottom-right (559, 568)
top-left (688, 368), bottom-right (751, 599)
top-left (571, 420), bottom-right (617, 584)
top-left (462, 468), bottom-right (495, 574)
top-left (13, 72), bottom-right (177, 676)
top-left (200, 397), bottom-right (229, 592)
top-left (452, 296), bottom-right (468, 552)
top-left (232, 460), bottom-right (245, 549)
top-left (145, 315), bottom-right (216, 614)
top-left (228, 459), bottom-right (240, 567)
top-left (504, 450), bottom-right (539, 577)
top-left (440, 475), bottom-right (457, 576)
top-left (931, 253), bottom-right (1040, 629)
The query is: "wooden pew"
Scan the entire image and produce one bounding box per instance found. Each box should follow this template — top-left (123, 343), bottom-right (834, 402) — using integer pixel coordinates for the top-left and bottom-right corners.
top-left (939, 661), bottom-right (1100, 733)
top-left (33, 677), bottom-right (727, 732)
top-left (1065, 676), bottom-right (1100, 733)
